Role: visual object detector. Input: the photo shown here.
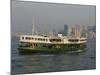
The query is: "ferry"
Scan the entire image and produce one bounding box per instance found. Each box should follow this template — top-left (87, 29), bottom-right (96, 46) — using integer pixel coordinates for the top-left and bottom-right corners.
top-left (18, 34), bottom-right (87, 54)
top-left (18, 20), bottom-right (87, 54)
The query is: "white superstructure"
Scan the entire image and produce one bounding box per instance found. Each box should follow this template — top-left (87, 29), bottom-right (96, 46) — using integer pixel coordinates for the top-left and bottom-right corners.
top-left (20, 34), bottom-right (87, 44)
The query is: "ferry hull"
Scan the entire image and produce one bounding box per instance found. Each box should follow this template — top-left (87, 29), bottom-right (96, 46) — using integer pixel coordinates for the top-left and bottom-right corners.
top-left (18, 44), bottom-right (86, 54)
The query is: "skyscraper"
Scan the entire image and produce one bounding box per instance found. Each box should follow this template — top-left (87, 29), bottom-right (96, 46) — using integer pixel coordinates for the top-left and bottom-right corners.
top-left (64, 24), bottom-right (68, 36)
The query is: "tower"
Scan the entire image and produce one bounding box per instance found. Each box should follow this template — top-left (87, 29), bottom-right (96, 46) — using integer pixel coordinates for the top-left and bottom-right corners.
top-left (32, 18), bottom-right (35, 35)
top-left (64, 24), bottom-right (68, 36)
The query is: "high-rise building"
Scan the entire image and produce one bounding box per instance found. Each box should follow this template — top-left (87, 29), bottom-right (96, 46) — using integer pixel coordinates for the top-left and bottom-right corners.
top-left (81, 26), bottom-right (88, 37)
top-left (64, 24), bottom-right (68, 36)
top-left (52, 29), bottom-right (57, 36)
top-left (70, 26), bottom-right (76, 36)
top-left (70, 25), bottom-right (81, 37)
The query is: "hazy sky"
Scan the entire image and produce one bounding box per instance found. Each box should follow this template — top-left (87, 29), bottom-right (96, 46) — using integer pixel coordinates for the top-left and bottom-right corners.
top-left (11, 1), bottom-right (96, 34)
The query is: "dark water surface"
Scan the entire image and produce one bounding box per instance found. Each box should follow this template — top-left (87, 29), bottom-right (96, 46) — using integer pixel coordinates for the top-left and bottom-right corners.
top-left (11, 37), bottom-right (96, 75)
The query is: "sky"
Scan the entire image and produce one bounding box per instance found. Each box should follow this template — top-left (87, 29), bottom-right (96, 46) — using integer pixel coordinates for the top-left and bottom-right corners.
top-left (11, 0), bottom-right (96, 35)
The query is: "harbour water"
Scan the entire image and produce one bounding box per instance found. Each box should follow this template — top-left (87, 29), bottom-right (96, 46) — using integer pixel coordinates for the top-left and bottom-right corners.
top-left (11, 36), bottom-right (96, 75)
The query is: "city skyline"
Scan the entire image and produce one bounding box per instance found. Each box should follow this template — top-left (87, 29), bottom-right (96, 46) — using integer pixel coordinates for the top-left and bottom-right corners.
top-left (11, 1), bottom-right (96, 35)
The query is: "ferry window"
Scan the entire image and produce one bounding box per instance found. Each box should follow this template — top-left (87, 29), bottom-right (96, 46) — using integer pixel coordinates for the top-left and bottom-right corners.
top-left (68, 39), bottom-right (78, 42)
top-left (43, 39), bottom-right (45, 41)
top-left (22, 37), bottom-right (24, 39)
top-left (46, 39), bottom-right (48, 41)
top-left (25, 37), bottom-right (28, 40)
top-left (80, 40), bottom-right (85, 41)
top-left (35, 38), bottom-right (37, 40)
top-left (32, 38), bottom-right (34, 40)
top-left (41, 39), bottom-right (44, 41)
top-left (25, 37), bottom-right (31, 40)
top-left (29, 37), bottom-right (31, 40)
top-left (57, 39), bottom-right (61, 42)
top-left (40, 38), bottom-right (42, 41)
top-left (38, 38), bottom-right (40, 40)
top-left (50, 39), bottom-right (61, 42)
top-left (38, 38), bottom-right (40, 41)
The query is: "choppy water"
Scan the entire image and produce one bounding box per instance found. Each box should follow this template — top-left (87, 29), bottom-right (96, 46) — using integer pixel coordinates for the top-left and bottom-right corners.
top-left (11, 37), bottom-right (96, 75)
